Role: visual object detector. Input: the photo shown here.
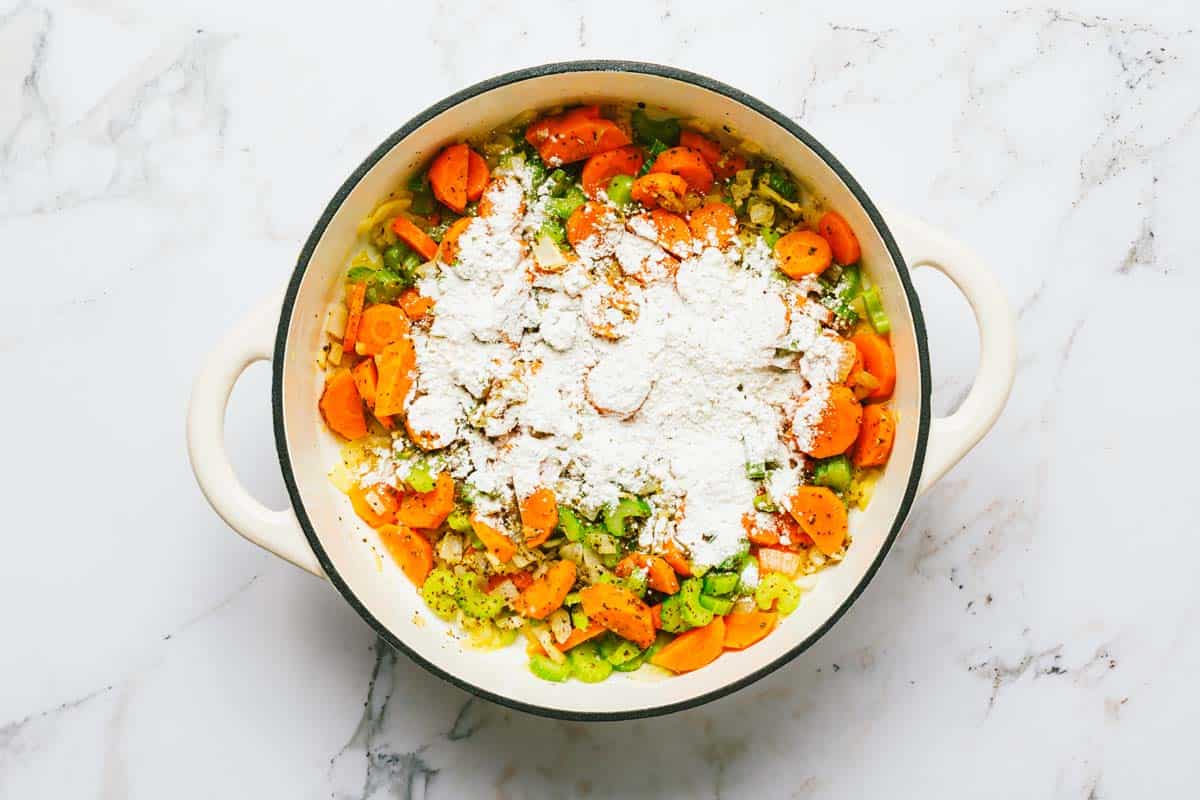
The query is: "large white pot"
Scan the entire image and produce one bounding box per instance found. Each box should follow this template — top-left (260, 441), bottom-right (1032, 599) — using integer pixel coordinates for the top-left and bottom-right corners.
top-left (187, 62), bottom-right (1016, 719)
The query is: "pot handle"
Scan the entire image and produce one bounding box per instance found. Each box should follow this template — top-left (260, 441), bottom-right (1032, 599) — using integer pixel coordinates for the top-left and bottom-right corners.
top-left (186, 293), bottom-right (325, 577)
top-left (884, 210), bottom-right (1017, 496)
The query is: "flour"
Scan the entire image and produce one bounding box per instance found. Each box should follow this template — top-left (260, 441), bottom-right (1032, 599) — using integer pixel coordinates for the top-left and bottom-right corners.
top-left (367, 171), bottom-right (853, 567)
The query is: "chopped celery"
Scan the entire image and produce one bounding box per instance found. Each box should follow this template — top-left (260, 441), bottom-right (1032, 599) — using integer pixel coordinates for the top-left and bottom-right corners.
top-left (658, 593), bottom-right (687, 633)
top-left (571, 609), bottom-right (589, 630)
top-left (420, 568), bottom-right (459, 620)
top-left (603, 496), bottom-right (652, 538)
top-left (623, 570), bottom-right (648, 599)
top-left (382, 243), bottom-right (413, 272)
top-left (600, 635), bottom-right (643, 666)
top-left (702, 572), bottom-right (740, 597)
top-left (557, 507), bottom-right (585, 542)
top-left (529, 653), bottom-right (572, 682)
top-left (563, 591), bottom-right (583, 606)
top-left (406, 461), bottom-right (435, 493)
top-left (457, 483), bottom-right (478, 505)
top-left (812, 455), bottom-right (852, 492)
top-left (762, 167), bottom-right (798, 201)
top-left (838, 264), bottom-right (862, 300)
top-left (567, 642), bottom-right (614, 683)
top-left (638, 139), bottom-right (669, 175)
top-left (615, 632), bottom-right (670, 671)
top-left (584, 529), bottom-right (619, 556)
top-left (699, 594), bottom-right (734, 615)
top-left (744, 462), bottom-right (767, 481)
top-left (548, 187), bottom-right (586, 219)
top-left (606, 174), bottom-right (635, 207)
top-left (862, 287), bottom-right (891, 334)
top-left (753, 491), bottom-right (777, 513)
top-left (456, 573), bottom-right (503, 619)
top-left (755, 573), bottom-right (802, 615)
top-left (716, 540), bottom-right (750, 572)
top-left (679, 578), bottom-right (715, 628)
top-left (761, 227), bottom-right (782, 248)
top-left (544, 168), bottom-right (572, 198)
top-left (540, 217), bottom-right (567, 246)
top-left (631, 109), bottom-right (680, 146)
top-left (346, 265), bottom-right (375, 284)
top-left (446, 508), bottom-right (472, 532)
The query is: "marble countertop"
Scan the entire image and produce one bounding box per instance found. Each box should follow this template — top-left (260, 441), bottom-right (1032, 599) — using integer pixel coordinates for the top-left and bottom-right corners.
top-left (3, 1), bottom-right (1195, 796)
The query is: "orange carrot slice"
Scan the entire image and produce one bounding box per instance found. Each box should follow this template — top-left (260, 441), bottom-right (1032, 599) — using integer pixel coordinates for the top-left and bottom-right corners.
top-left (649, 146), bottom-right (714, 194)
top-left (630, 172), bottom-right (689, 212)
top-left (524, 109), bottom-right (631, 165)
top-left (801, 384), bottom-right (862, 458)
top-left (513, 560), bottom-right (577, 619)
top-left (519, 487), bottom-right (558, 548)
top-left (688, 201), bottom-right (738, 249)
top-left (391, 216), bottom-right (438, 261)
top-left (634, 209), bottom-right (692, 257)
top-left (348, 483), bottom-right (398, 528)
top-left (651, 617), bottom-right (726, 673)
top-left (556, 622), bottom-right (607, 652)
top-left (579, 584), bottom-right (656, 648)
top-left (340, 282), bottom-right (367, 355)
top-left (853, 404), bottom-right (896, 467)
top-left (614, 553), bottom-right (680, 595)
top-left (787, 486), bottom-right (848, 555)
top-left (437, 217), bottom-right (472, 264)
top-left (465, 148), bottom-right (489, 202)
top-left (428, 143), bottom-right (469, 213)
top-left (817, 210), bottom-right (861, 266)
top-left (319, 369), bottom-right (368, 440)
top-left (398, 288), bottom-right (434, 320)
top-left (396, 472), bottom-right (455, 530)
top-left (581, 145), bottom-right (644, 198)
top-left (850, 332), bottom-right (896, 400)
top-left (678, 130), bottom-right (722, 166)
top-left (660, 539), bottom-right (692, 577)
top-left (356, 303), bottom-right (410, 356)
top-left (469, 514), bottom-right (517, 563)
top-left (378, 524), bottom-right (433, 585)
top-left (566, 200), bottom-right (618, 247)
top-left (722, 611), bottom-right (777, 650)
top-left (775, 230), bottom-right (833, 278)
top-left (373, 336), bottom-right (415, 418)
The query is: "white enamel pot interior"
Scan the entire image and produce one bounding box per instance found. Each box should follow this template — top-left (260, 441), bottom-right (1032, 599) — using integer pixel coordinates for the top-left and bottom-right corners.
top-left (187, 62), bottom-right (1016, 720)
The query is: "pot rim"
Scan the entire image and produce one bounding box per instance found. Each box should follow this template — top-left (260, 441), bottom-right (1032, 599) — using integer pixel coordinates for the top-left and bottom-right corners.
top-left (272, 59), bottom-right (932, 721)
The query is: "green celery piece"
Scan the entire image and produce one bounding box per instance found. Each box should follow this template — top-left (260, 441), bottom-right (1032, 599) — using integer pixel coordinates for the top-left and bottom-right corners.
top-left (540, 217), bottom-right (567, 246)
top-left (346, 266), bottom-right (375, 284)
top-left (698, 594), bottom-right (734, 615)
top-left (529, 653), bottom-right (572, 682)
top-left (623, 570), bottom-right (648, 599)
top-left (761, 227), bottom-right (782, 248)
top-left (658, 593), bottom-right (687, 633)
top-left (753, 492), bottom-right (777, 513)
top-left (420, 568), bottom-right (459, 620)
top-left (764, 167), bottom-right (798, 201)
top-left (631, 109), bottom-right (681, 147)
top-left (837, 264), bottom-right (862, 301)
top-left (606, 174), bottom-right (635, 207)
top-left (563, 591), bottom-right (583, 606)
top-left (679, 578), bottom-right (715, 628)
top-left (603, 496), bottom-right (652, 538)
top-left (548, 187), bottom-right (586, 219)
top-left (599, 635), bottom-right (643, 666)
top-left (862, 286), bottom-right (892, 334)
top-left (702, 572), bottom-right (740, 597)
top-left (446, 508), bottom-right (472, 533)
top-left (744, 462), bottom-right (767, 481)
top-left (455, 573), bottom-right (503, 620)
top-left (567, 642), bottom-right (614, 683)
top-left (812, 455), bottom-right (852, 492)
top-left (571, 609), bottom-right (589, 630)
top-left (638, 139), bottom-right (669, 175)
top-left (545, 168), bottom-right (572, 198)
top-left (716, 540), bottom-right (750, 572)
top-left (755, 573), bottom-right (802, 615)
top-left (616, 632), bottom-right (671, 671)
top-left (406, 461), bottom-right (435, 493)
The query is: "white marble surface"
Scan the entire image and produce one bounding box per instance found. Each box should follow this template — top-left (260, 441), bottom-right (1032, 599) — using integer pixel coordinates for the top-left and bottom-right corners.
top-left (2, 0), bottom-right (1196, 796)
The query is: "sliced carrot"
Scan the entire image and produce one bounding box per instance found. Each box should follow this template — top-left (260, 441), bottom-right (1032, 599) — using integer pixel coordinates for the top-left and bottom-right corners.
top-left (850, 332), bottom-right (896, 401)
top-left (398, 288), bottom-right (435, 320)
top-left (513, 560), bottom-right (577, 619)
top-left (486, 570), bottom-right (533, 593)
top-left (774, 230), bottom-right (833, 278)
top-left (437, 216), bottom-right (472, 264)
top-left (351, 359), bottom-right (378, 406)
top-left (579, 584), bottom-right (656, 648)
top-left (391, 216), bottom-right (438, 261)
top-left (678, 130), bottom-right (722, 166)
top-left (519, 487), bottom-right (558, 549)
top-left (348, 483), bottom-right (398, 528)
top-left (556, 622), bottom-right (607, 652)
top-left (428, 143), bottom-right (469, 213)
top-left (714, 151), bottom-right (748, 181)
top-left (465, 148), bottom-right (490, 202)
top-left (340, 282), bottom-right (367, 355)
top-left (319, 369), bottom-right (368, 440)
top-left (659, 539), bottom-right (692, 577)
top-left (742, 512), bottom-right (779, 547)
top-left (649, 146), bottom-right (713, 194)
top-left (757, 547), bottom-right (803, 578)
top-left (524, 110), bottom-right (631, 165)
top-left (356, 303), bottom-right (410, 357)
top-left (817, 210), bottom-right (861, 266)
top-left (629, 208), bottom-right (692, 258)
top-left (723, 610), bottom-right (777, 650)
top-left (801, 384), bottom-right (862, 458)
top-left (566, 200), bottom-right (618, 247)
top-left (630, 172), bottom-right (689, 213)
top-left (688, 201), bottom-right (738, 249)
top-left (650, 603), bottom-right (663, 630)
top-left (469, 514), bottom-right (517, 563)
top-left (651, 617), bottom-right (726, 673)
top-left (378, 524), bottom-right (433, 585)
top-left (397, 472), bottom-right (455, 530)
top-left (853, 404), bottom-right (896, 467)
top-left (788, 486), bottom-right (849, 556)
top-left (373, 337), bottom-right (415, 418)
top-left (614, 553), bottom-right (680, 595)
top-left (581, 145), bottom-right (644, 198)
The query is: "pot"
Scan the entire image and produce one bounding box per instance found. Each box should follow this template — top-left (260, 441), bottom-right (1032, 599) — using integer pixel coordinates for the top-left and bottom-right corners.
top-left (187, 61), bottom-right (1015, 720)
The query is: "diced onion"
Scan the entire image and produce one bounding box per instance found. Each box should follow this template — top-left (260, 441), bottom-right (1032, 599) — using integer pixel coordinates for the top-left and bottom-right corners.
top-left (531, 624), bottom-right (565, 664)
top-left (437, 533), bottom-right (463, 564)
top-left (533, 235), bottom-right (567, 272)
top-left (325, 303), bottom-right (348, 339)
top-left (548, 609), bottom-right (572, 643)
